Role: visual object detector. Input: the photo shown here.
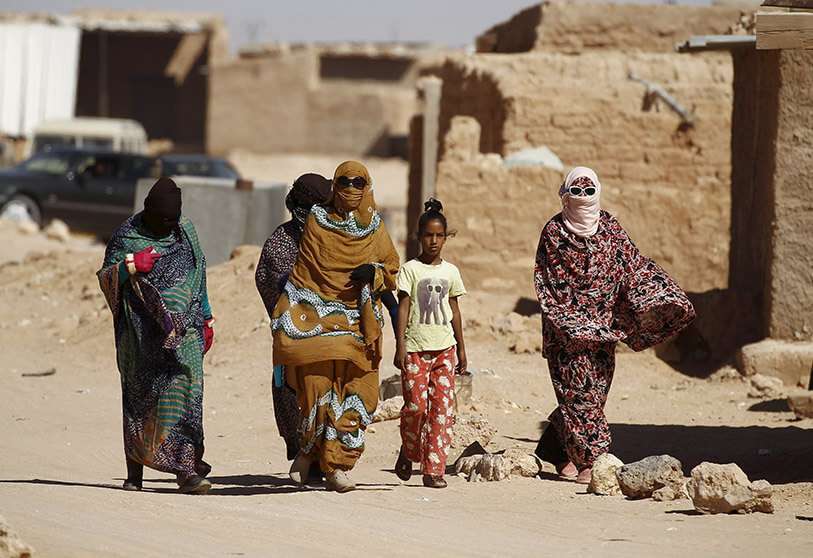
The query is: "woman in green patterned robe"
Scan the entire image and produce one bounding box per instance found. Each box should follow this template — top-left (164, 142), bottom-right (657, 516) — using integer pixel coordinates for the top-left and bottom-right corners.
top-left (98, 178), bottom-right (215, 494)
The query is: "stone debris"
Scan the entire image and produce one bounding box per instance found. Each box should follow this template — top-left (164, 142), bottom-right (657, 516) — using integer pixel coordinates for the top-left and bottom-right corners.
top-left (456, 454), bottom-right (510, 482)
top-left (372, 396), bottom-right (403, 423)
top-left (748, 373), bottom-right (784, 399)
top-left (737, 339), bottom-right (813, 388)
top-left (501, 448), bottom-right (543, 478)
top-left (43, 220), bottom-right (70, 243)
top-left (0, 515), bottom-right (34, 558)
top-left (379, 374), bottom-right (402, 400)
top-left (787, 394), bottom-right (813, 419)
top-left (454, 447), bottom-right (541, 482)
top-left (451, 413), bottom-right (497, 450)
top-left (616, 455), bottom-right (686, 500)
top-left (16, 220), bottom-right (39, 236)
top-left (686, 462), bottom-right (773, 514)
top-left (707, 366), bottom-right (745, 383)
top-left (588, 453), bottom-right (624, 496)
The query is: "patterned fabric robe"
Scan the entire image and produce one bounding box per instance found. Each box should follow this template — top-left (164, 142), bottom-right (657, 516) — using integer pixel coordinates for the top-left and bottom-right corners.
top-left (255, 220), bottom-right (304, 459)
top-left (98, 214), bottom-right (210, 476)
top-left (534, 211), bottom-right (694, 467)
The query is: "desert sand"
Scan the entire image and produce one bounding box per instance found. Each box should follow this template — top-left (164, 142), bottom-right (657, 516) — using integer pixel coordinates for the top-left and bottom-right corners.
top-left (1, 210), bottom-right (812, 557)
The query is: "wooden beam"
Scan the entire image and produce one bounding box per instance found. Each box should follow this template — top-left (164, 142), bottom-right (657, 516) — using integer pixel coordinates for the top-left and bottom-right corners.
top-left (756, 11), bottom-right (813, 49)
top-left (165, 33), bottom-right (207, 85)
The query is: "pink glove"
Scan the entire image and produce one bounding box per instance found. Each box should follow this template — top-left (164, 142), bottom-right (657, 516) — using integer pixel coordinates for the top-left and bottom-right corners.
top-left (127, 246), bottom-right (161, 275)
top-left (203, 318), bottom-right (215, 353)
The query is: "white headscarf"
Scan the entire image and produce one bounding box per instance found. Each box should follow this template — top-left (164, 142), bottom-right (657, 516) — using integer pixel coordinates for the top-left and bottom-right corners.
top-left (559, 166), bottom-right (601, 237)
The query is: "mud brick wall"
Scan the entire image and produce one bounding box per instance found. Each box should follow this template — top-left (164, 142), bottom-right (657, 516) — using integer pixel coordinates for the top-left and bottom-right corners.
top-left (768, 49), bottom-right (813, 341)
top-left (434, 116), bottom-right (730, 300)
top-left (476, 2), bottom-right (752, 54)
top-left (427, 52), bottom-right (733, 294)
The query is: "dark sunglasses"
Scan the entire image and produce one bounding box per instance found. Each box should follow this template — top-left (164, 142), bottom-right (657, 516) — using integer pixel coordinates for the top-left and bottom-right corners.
top-left (568, 185), bottom-right (597, 196)
top-left (336, 175), bottom-right (367, 189)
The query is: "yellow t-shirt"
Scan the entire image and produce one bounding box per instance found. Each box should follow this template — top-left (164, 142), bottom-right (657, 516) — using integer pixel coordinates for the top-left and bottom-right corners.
top-left (396, 258), bottom-right (466, 353)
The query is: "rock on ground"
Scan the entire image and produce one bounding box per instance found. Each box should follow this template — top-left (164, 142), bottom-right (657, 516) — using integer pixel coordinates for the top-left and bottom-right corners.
top-left (588, 453), bottom-right (624, 496)
top-left (0, 515), bottom-right (34, 558)
top-left (686, 462), bottom-right (773, 514)
top-left (43, 220), bottom-right (70, 243)
top-left (379, 374), bottom-right (402, 400)
top-left (456, 454), bottom-right (511, 482)
top-left (501, 448), bottom-right (543, 478)
top-left (451, 414), bottom-right (497, 450)
top-left (737, 339), bottom-right (813, 388)
top-left (372, 396), bottom-right (403, 423)
top-left (788, 394), bottom-right (813, 419)
top-left (616, 455), bottom-right (686, 500)
top-left (748, 373), bottom-right (785, 399)
top-left (454, 447), bottom-right (541, 482)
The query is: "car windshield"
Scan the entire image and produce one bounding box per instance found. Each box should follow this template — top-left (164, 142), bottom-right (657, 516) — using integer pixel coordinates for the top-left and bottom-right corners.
top-left (163, 159), bottom-right (214, 177)
top-left (33, 135), bottom-right (76, 153)
top-left (17, 153), bottom-right (72, 176)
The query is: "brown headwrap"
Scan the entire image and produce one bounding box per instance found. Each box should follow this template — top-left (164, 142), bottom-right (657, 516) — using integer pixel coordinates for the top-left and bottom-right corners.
top-left (271, 161), bottom-right (399, 371)
top-left (331, 160), bottom-right (376, 227)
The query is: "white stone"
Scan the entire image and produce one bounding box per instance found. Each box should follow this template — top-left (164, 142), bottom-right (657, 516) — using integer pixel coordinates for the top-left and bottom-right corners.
top-left (686, 462), bottom-right (773, 514)
top-left (748, 373), bottom-right (785, 399)
top-left (588, 453), bottom-right (624, 496)
top-left (44, 219), bottom-right (70, 243)
top-left (372, 395), bottom-right (403, 423)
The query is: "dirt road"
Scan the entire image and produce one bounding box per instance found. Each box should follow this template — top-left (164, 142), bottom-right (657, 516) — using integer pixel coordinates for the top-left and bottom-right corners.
top-left (1, 224), bottom-right (811, 558)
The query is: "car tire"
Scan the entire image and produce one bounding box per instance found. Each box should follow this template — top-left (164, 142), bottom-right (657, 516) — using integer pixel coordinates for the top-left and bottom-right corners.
top-left (0, 194), bottom-right (42, 226)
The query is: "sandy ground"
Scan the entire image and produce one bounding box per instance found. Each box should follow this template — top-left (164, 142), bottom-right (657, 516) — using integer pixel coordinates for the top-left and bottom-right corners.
top-left (1, 219), bottom-right (812, 558)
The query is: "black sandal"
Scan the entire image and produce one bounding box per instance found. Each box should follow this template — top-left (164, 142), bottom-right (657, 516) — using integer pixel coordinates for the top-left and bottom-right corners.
top-left (395, 447), bottom-right (412, 481)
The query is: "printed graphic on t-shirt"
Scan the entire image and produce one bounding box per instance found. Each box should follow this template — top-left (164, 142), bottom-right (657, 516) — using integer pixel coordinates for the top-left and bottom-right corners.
top-left (417, 277), bottom-right (450, 325)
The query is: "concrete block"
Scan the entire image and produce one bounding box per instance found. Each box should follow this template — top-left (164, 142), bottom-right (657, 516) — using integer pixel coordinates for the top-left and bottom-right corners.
top-left (136, 177), bottom-right (287, 266)
top-left (736, 339), bottom-right (813, 388)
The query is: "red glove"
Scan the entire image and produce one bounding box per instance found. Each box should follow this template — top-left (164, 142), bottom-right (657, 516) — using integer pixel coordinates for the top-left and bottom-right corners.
top-left (203, 318), bottom-right (215, 354)
top-left (128, 246), bottom-right (161, 275)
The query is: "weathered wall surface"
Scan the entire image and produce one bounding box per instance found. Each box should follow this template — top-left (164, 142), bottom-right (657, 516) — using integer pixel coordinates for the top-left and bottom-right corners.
top-left (768, 49), bottom-right (813, 341)
top-left (427, 52), bottom-right (732, 294)
top-left (208, 51), bottom-right (316, 155)
top-left (477, 2), bottom-right (754, 54)
top-left (208, 49), bottom-right (419, 157)
top-left (434, 116), bottom-right (729, 299)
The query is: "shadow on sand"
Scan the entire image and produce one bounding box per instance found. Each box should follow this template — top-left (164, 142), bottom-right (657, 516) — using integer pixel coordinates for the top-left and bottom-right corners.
top-left (610, 423), bottom-right (813, 484)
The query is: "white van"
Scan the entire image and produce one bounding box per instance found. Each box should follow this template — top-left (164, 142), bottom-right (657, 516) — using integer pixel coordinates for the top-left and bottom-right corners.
top-left (31, 117), bottom-right (148, 155)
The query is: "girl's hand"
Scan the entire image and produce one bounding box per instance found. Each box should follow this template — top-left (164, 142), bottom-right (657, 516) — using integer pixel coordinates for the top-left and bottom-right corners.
top-left (456, 346), bottom-right (468, 375)
top-left (394, 345), bottom-right (408, 372)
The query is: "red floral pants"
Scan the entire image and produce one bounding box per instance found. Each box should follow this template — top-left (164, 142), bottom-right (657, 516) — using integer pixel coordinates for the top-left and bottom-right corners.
top-left (399, 346), bottom-right (457, 476)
